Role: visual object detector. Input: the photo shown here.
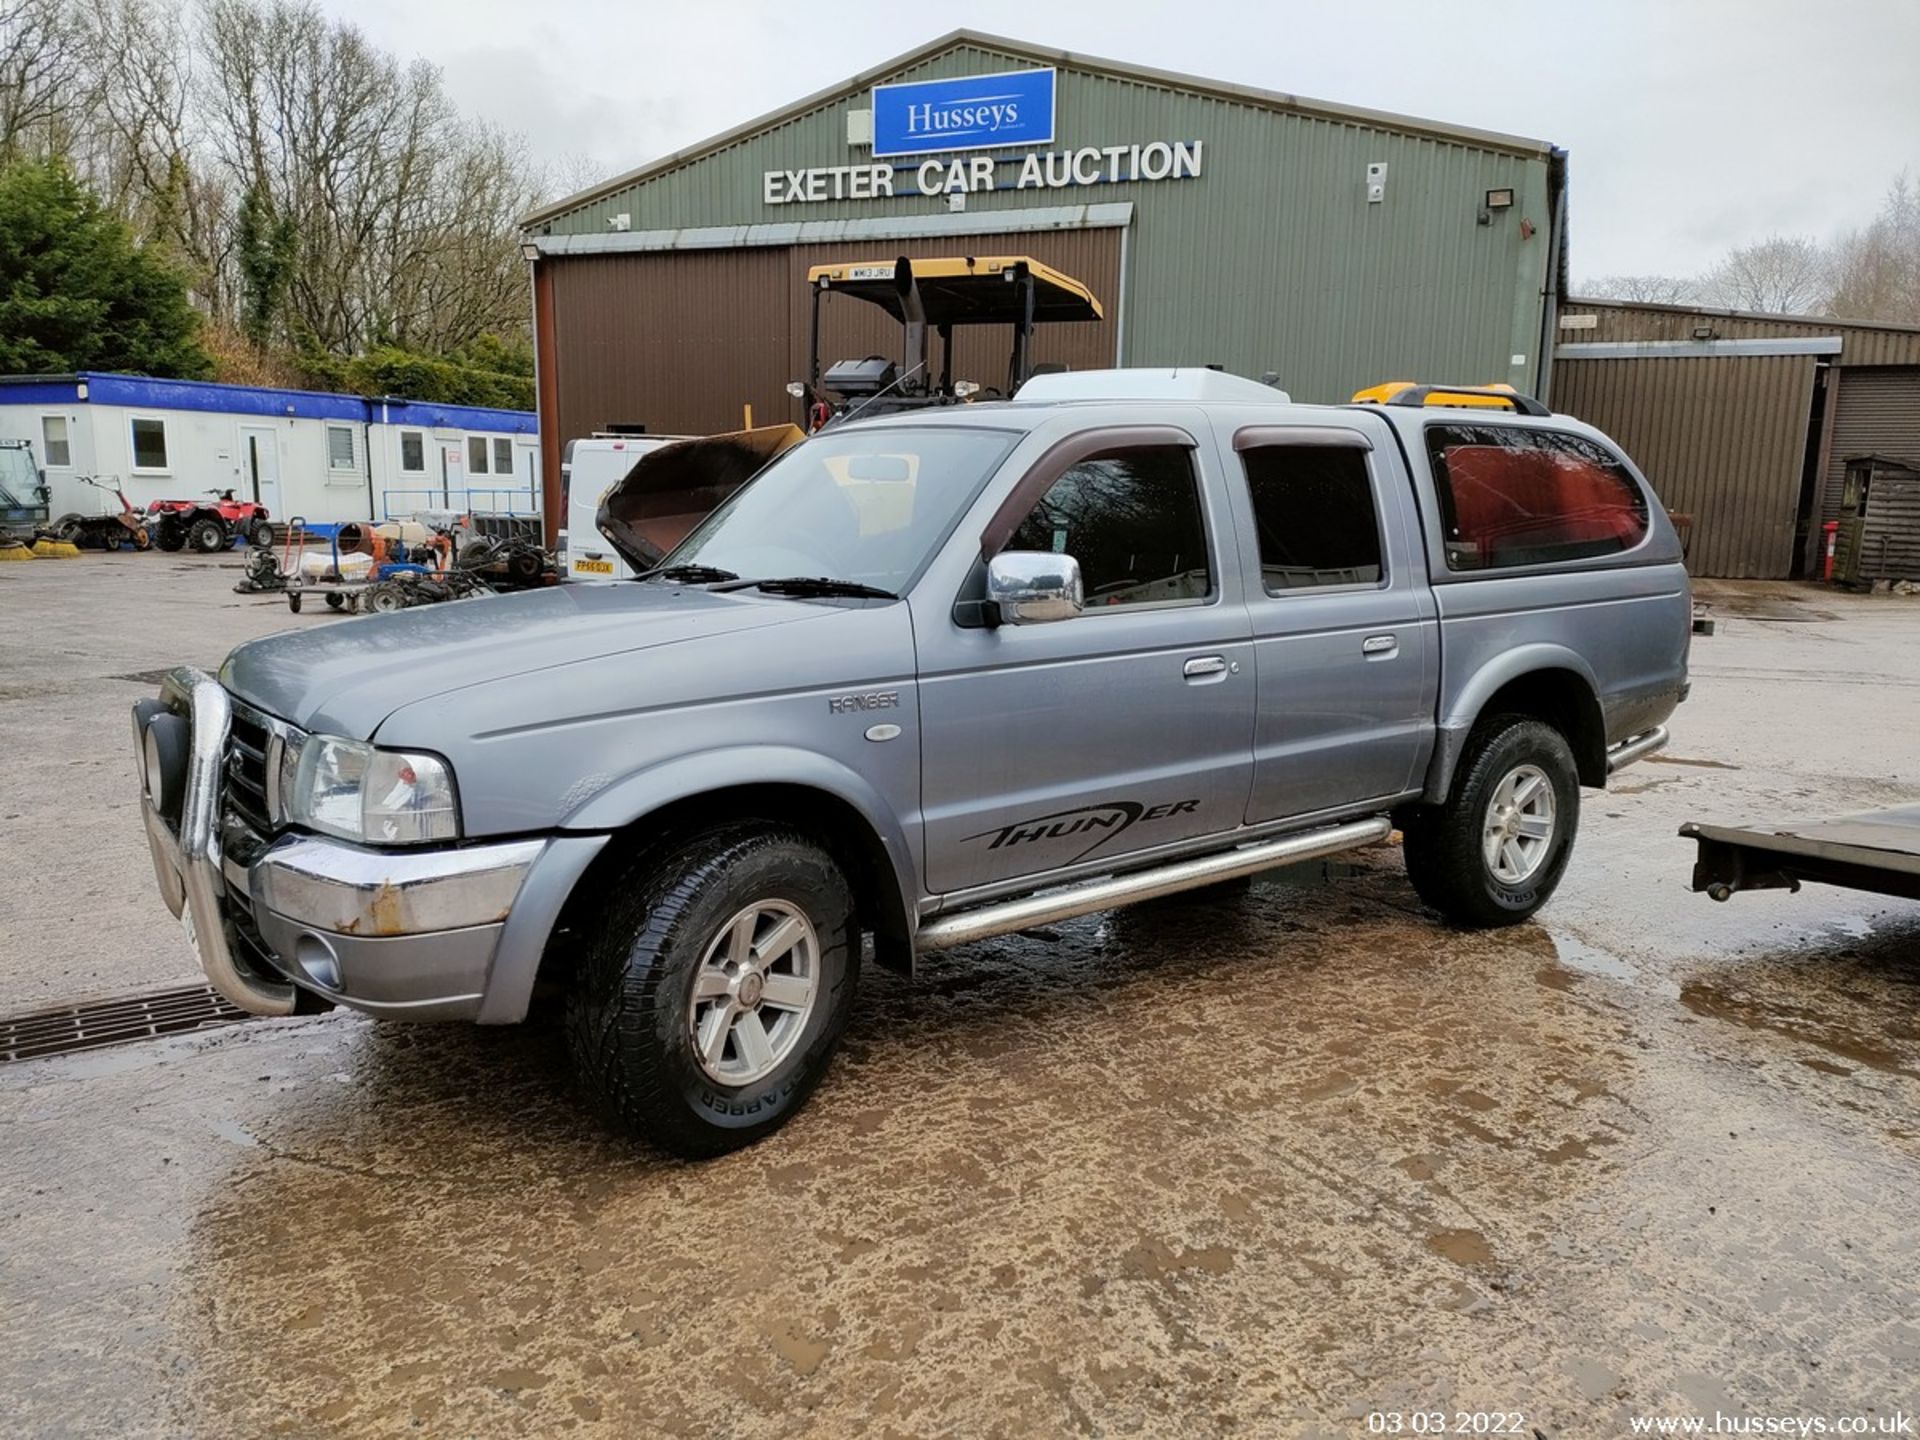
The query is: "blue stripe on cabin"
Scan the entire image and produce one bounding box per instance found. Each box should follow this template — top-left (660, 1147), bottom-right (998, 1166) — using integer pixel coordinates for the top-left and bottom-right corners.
top-left (0, 372), bottom-right (534, 432)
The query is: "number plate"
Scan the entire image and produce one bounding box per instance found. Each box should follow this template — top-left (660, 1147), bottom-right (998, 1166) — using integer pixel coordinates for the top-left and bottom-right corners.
top-left (574, 558), bottom-right (614, 575)
top-left (845, 264), bottom-right (895, 280)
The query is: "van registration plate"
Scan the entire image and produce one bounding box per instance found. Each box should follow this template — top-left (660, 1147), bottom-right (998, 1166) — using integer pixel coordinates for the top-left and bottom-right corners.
top-left (574, 558), bottom-right (614, 575)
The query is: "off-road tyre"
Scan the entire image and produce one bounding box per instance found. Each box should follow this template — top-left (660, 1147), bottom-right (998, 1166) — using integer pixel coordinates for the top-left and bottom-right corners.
top-left (565, 825), bottom-right (859, 1158)
top-left (155, 519), bottom-right (185, 552)
top-left (188, 517), bottom-right (226, 553)
top-left (1401, 715), bottom-right (1580, 928)
top-left (248, 518), bottom-right (274, 549)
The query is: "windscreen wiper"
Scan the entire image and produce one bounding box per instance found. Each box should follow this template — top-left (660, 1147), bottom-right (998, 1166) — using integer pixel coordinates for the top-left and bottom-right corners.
top-left (638, 563), bottom-right (740, 583)
top-left (712, 575), bottom-right (899, 600)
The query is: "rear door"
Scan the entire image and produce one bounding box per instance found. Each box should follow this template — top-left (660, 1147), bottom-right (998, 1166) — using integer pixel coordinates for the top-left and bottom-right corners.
top-left (1216, 419), bottom-right (1437, 823)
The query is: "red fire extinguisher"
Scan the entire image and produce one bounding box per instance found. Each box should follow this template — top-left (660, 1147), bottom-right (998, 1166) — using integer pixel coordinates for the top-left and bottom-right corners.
top-left (1822, 520), bottom-right (1839, 582)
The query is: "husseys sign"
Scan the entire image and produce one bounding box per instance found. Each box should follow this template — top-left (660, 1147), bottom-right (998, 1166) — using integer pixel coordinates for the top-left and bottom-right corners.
top-left (761, 66), bottom-right (1205, 206)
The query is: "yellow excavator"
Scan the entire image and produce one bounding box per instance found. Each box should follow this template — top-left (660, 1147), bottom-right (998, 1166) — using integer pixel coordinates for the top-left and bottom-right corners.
top-left (792, 254), bottom-right (1103, 426)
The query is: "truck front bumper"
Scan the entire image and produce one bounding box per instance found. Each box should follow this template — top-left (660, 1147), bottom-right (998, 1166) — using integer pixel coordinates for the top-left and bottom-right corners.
top-left (135, 667), bottom-right (603, 1022)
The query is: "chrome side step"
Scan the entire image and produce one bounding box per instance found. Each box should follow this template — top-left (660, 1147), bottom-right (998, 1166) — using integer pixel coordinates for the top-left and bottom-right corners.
top-left (1605, 725), bottom-right (1670, 775)
top-left (916, 816), bottom-right (1393, 951)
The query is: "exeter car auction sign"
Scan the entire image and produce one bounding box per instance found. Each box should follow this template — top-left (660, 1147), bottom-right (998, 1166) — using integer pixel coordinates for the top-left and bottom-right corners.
top-left (761, 66), bottom-right (1205, 206)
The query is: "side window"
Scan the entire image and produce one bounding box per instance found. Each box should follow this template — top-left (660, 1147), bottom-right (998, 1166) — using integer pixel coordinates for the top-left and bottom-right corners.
top-left (1240, 444), bottom-right (1383, 590)
top-left (466, 436), bottom-right (489, 474)
top-left (326, 425), bottom-right (356, 471)
top-left (1426, 424), bottom-right (1649, 571)
top-left (1008, 445), bottom-right (1210, 608)
top-left (41, 415), bottom-right (70, 468)
top-left (493, 437), bottom-right (514, 476)
top-left (399, 430), bottom-right (426, 473)
top-left (131, 417), bottom-right (168, 471)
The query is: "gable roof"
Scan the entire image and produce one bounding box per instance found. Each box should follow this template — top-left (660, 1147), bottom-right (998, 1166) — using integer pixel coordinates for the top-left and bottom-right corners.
top-left (523, 28), bottom-right (1554, 228)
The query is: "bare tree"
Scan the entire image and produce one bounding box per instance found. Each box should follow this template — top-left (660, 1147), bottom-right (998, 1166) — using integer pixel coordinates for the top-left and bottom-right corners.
top-left (0, 0), bottom-right (80, 159)
top-left (1828, 172), bottom-right (1920, 325)
top-left (1698, 234), bottom-right (1831, 315)
top-left (1578, 274), bottom-right (1701, 305)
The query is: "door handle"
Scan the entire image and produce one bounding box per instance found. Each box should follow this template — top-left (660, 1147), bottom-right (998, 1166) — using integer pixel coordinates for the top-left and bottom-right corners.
top-left (1362, 634), bottom-right (1399, 658)
top-left (1183, 655), bottom-right (1228, 679)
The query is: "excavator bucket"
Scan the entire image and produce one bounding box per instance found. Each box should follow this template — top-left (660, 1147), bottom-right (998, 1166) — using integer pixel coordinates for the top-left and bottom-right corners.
top-left (596, 424), bottom-right (806, 572)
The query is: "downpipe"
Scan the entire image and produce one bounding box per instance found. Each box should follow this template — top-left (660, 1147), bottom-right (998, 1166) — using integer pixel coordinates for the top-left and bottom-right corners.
top-left (1605, 725), bottom-right (1670, 775)
top-left (916, 816), bottom-right (1393, 951)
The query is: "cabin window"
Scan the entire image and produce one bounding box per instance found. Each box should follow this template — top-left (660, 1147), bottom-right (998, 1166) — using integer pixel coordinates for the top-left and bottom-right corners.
top-left (326, 425), bottom-right (357, 471)
top-left (493, 437), bottom-right (514, 477)
top-left (399, 430), bottom-right (426, 473)
top-left (40, 415), bottom-right (70, 468)
top-left (467, 436), bottom-right (489, 474)
top-left (130, 417), bottom-right (168, 471)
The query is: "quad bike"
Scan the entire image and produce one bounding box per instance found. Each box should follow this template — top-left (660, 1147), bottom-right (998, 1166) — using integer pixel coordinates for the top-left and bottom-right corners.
top-left (48, 476), bottom-right (152, 551)
top-left (149, 489), bottom-right (273, 554)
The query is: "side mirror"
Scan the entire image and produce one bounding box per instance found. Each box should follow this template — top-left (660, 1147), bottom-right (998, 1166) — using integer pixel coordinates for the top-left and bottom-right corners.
top-left (987, 550), bottom-right (1083, 625)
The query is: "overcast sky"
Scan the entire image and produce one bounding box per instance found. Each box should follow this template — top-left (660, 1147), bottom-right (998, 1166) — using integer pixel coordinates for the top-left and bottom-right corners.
top-left (321, 0), bottom-right (1918, 283)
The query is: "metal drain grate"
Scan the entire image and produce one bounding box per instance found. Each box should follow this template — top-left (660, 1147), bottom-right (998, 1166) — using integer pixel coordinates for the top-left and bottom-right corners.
top-left (1, 983), bottom-right (254, 1064)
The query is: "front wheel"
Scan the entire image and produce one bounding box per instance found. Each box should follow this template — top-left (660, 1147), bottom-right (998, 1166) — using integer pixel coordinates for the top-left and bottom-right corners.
top-left (565, 826), bottom-right (858, 1157)
top-left (248, 518), bottom-right (274, 549)
top-left (1401, 716), bottom-right (1580, 928)
top-left (188, 518), bottom-right (226, 553)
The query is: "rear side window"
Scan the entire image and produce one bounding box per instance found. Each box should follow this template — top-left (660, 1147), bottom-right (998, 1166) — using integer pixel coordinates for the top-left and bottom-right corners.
top-left (1240, 444), bottom-right (1383, 590)
top-left (1008, 446), bottom-right (1210, 607)
top-left (1425, 424), bottom-right (1648, 571)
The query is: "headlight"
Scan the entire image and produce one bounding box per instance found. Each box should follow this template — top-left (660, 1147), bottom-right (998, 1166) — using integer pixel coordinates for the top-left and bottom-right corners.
top-left (276, 733), bottom-right (459, 845)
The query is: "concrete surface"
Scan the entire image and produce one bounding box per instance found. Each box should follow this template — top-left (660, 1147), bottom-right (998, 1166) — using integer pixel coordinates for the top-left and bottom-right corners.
top-left (2, 555), bottom-right (1918, 1437)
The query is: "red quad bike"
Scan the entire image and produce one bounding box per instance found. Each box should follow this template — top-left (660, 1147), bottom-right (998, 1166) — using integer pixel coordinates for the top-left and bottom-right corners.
top-left (149, 489), bottom-right (273, 554)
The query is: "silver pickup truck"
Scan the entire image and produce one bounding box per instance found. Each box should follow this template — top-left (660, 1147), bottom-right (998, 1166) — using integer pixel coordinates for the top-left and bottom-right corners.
top-left (133, 370), bottom-right (1690, 1155)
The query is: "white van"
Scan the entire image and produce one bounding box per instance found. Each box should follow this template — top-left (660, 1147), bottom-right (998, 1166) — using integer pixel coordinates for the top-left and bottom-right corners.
top-left (562, 435), bottom-right (689, 582)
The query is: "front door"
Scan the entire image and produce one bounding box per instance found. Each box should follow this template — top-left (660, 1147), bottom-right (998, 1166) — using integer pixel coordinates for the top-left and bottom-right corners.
top-left (914, 428), bottom-right (1255, 897)
top-left (239, 426), bottom-right (280, 513)
top-left (1216, 421), bottom-right (1435, 823)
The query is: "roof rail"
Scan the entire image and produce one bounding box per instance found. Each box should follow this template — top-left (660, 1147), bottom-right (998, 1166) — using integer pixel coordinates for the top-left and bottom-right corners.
top-left (1369, 383), bottom-right (1550, 417)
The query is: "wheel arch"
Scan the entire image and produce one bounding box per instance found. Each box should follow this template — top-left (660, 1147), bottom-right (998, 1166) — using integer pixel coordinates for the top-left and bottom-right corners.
top-left (484, 750), bottom-right (920, 1023)
top-left (1423, 647), bottom-right (1607, 801)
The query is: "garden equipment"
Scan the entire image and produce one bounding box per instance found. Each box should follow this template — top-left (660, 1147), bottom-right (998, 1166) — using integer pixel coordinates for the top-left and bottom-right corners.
top-left (48, 476), bottom-right (152, 551)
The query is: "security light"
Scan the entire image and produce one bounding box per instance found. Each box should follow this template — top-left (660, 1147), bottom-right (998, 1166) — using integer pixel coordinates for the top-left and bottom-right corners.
top-left (1485, 188), bottom-right (1514, 209)
top-left (785, 381), bottom-right (806, 399)
top-left (1692, 324), bottom-right (1716, 340)
top-left (519, 241), bottom-right (540, 262)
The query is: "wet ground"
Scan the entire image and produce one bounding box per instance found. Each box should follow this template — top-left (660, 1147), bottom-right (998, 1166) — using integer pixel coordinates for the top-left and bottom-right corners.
top-left (3, 557), bottom-right (1919, 1436)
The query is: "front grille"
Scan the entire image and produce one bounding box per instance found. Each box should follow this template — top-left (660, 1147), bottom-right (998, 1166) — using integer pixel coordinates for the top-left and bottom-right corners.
top-left (225, 706), bottom-right (274, 836)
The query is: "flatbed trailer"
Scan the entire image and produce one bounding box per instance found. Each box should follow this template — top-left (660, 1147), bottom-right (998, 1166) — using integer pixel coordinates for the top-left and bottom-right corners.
top-left (1680, 806), bottom-right (1920, 903)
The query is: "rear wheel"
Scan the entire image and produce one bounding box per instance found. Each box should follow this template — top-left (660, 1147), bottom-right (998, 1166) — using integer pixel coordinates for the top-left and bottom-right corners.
top-left (565, 826), bottom-right (858, 1157)
top-left (1401, 715), bottom-right (1580, 927)
top-left (188, 517), bottom-right (226, 553)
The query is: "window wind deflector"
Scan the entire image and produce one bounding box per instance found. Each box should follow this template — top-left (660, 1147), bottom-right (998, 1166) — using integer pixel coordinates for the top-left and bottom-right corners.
top-left (1233, 426), bottom-right (1372, 452)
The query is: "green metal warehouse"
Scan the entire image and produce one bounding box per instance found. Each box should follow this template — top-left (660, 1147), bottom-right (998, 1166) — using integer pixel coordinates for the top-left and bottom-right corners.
top-left (522, 30), bottom-right (1569, 514)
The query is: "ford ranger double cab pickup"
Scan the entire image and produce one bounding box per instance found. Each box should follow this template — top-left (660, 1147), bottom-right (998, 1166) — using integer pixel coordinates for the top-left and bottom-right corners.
top-left (132, 370), bottom-right (1690, 1156)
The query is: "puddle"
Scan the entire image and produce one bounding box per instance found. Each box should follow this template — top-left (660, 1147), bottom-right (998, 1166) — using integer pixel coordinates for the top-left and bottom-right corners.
top-left (1679, 981), bottom-right (1918, 1080)
top-left (1543, 935), bottom-right (1682, 1000)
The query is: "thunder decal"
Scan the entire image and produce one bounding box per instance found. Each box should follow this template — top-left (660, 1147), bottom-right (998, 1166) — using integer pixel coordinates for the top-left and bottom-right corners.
top-left (964, 799), bottom-right (1199, 863)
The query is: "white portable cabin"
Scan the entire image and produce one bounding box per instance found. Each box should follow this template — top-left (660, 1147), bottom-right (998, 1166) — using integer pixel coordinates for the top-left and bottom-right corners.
top-left (0, 373), bottom-right (539, 529)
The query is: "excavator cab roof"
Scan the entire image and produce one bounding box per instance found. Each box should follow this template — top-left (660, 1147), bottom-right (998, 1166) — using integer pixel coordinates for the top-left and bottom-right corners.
top-left (805, 256), bottom-right (1103, 326)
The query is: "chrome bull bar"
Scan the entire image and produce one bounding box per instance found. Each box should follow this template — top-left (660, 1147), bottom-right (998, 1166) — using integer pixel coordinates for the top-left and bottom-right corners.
top-left (134, 667), bottom-right (296, 1016)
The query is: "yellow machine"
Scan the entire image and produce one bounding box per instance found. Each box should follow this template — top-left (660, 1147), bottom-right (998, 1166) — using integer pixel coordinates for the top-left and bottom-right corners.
top-left (798, 255), bottom-right (1102, 421)
top-left (1352, 381), bottom-right (1547, 414)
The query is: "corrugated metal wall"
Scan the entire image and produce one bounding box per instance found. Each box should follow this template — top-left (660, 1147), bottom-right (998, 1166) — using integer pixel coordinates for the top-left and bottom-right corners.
top-left (545, 229), bottom-right (1121, 441)
top-left (1823, 367), bottom-right (1920, 521)
top-left (1561, 301), bottom-right (1920, 368)
top-left (533, 40), bottom-right (1556, 403)
top-left (1552, 352), bottom-right (1817, 579)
